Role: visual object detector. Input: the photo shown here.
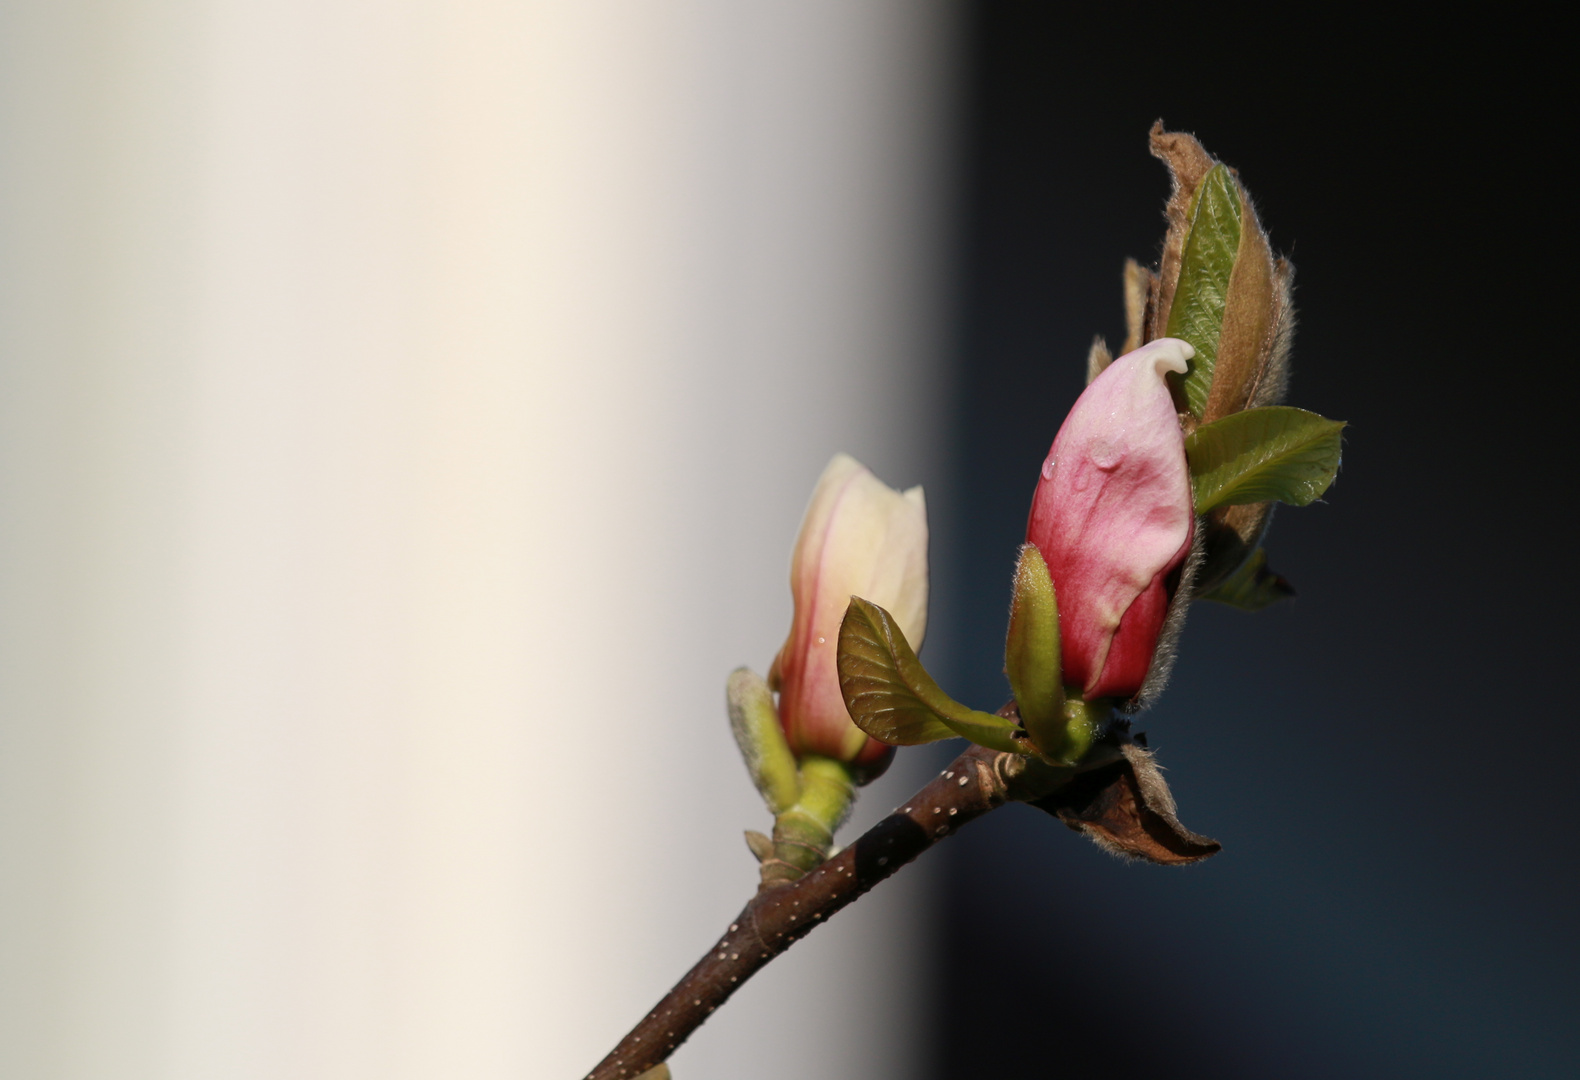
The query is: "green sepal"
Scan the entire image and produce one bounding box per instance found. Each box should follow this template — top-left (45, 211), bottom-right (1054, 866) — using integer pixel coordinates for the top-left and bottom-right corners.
top-left (744, 829), bottom-right (774, 862)
top-left (1185, 405), bottom-right (1346, 512)
top-left (1055, 696), bottom-right (1108, 766)
top-left (1004, 544), bottom-right (1065, 756)
top-left (838, 596), bottom-right (1029, 755)
top-left (1166, 163), bottom-right (1243, 419)
top-left (726, 667), bottom-right (801, 814)
top-left (1199, 548), bottom-right (1296, 612)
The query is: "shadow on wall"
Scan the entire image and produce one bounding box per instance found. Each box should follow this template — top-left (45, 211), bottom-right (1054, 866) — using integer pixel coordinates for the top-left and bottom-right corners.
top-left (926, 6), bottom-right (1578, 1079)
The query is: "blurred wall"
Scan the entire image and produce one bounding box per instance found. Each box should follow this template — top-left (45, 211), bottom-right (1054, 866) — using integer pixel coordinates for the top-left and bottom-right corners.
top-left (0, 3), bottom-right (956, 1078)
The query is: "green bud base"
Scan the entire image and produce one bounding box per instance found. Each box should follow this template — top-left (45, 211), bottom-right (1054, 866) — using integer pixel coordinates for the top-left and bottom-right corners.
top-left (755, 756), bottom-right (855, 888)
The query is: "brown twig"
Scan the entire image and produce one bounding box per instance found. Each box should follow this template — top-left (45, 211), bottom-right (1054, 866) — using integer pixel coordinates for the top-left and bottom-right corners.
top-left (585, 744), bottom-right (1021, 1080)
top-left (585, 718), bottom-right (1221, 1079)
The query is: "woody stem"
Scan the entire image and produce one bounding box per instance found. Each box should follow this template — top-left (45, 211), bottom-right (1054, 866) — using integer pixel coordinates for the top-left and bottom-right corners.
top-left (584, 743), bottom-right (1021, 1080)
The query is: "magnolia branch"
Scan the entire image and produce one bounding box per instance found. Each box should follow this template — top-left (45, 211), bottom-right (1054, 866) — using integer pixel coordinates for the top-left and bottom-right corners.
top-left (585, 744), bottom-right (1019, 1080)
top-left (587, 720), bottom-right (1217, 1080)
top-left (585, 125), bottom-right (1329, 1079)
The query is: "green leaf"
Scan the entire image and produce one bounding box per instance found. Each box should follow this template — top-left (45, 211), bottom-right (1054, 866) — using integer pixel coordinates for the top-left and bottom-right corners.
top-left (1185, 406), bottom-right (1346, 513)
top-left (838, 597), bottom-right (1028, 754)
top-left (1200, 548), bottom-right (1296, 612)
top-left (1165, 164), bottom-right (1242, 419)
top-left (727, 668), bottom-right (801, 814)
top-left (837, 598), bottom-right (956, 745)
top-left (1004, 544), bottom-right (1064, 754)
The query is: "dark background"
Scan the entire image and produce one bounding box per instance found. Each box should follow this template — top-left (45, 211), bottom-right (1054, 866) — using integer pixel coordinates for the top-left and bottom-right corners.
top-left (925, 7), bottom-right (1578, 1079)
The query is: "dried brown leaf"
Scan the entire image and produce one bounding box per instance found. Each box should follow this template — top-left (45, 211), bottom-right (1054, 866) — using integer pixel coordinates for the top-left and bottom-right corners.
top-left (1031, 744), bottom-right (1219, 865)
top-left (1085, 336), bottom-right (1113, 384)
top-left (1122, 257), bottom-right (1155, 355)
top-left (1202, 191), bottom-right (1275, 423)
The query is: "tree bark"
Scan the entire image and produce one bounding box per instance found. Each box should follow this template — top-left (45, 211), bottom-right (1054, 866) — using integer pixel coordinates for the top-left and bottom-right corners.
top-left (585, 744), bottom-right (1020, 1080)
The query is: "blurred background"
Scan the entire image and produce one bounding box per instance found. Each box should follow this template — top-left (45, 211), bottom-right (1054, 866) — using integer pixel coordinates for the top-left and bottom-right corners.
top-left (1, 4), bottom-right (1574, 1080)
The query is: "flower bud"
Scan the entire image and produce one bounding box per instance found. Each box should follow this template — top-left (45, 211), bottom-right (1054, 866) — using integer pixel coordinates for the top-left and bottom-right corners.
top-left (1130, 125), bottom-right (1299, 593)
top-left (1146, 123), bottom-right (1292, 424)
top-left (1026, 339), bottom-right (1195, 701)
top-left (771, 453), bottom-right (928, 778)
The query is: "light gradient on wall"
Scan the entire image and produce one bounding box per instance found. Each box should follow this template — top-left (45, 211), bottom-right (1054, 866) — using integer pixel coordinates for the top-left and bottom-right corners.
top-left (0, 3), bottom-right (955, 1078)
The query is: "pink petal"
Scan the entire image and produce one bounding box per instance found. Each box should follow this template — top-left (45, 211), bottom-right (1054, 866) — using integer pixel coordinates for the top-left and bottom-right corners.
top-left (1026, 339), bottom-right (1195, 699)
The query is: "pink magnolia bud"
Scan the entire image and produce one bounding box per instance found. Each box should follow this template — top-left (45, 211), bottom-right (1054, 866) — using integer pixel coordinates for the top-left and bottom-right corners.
top-left (1026, 339), bottom-right (1196, 701)
top-left (772, 453), bottom-right (928, 775)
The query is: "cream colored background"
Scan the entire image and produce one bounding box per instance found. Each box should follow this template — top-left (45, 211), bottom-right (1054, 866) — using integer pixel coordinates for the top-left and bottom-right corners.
top-left (0, 2), bottom-right (954, 1078)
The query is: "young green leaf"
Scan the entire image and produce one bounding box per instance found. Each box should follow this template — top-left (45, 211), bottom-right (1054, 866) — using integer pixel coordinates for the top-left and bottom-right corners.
top-left (1185, 406), bottom-right (1345, 512)
top-left (1165, 164), bottom-right (1243, 419)
top-left (837, 598), bottom-right (956, 745)
top-left (838, 596), bottom-right (1029, 754)
top-left (1199, 548), bottom-right (1296, 612)
top-left (1004, 544), bottom-right (1064, 755)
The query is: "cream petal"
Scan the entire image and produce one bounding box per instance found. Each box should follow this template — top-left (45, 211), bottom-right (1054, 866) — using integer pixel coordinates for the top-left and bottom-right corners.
top-left (776, 454), bottom-right (931, 760)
